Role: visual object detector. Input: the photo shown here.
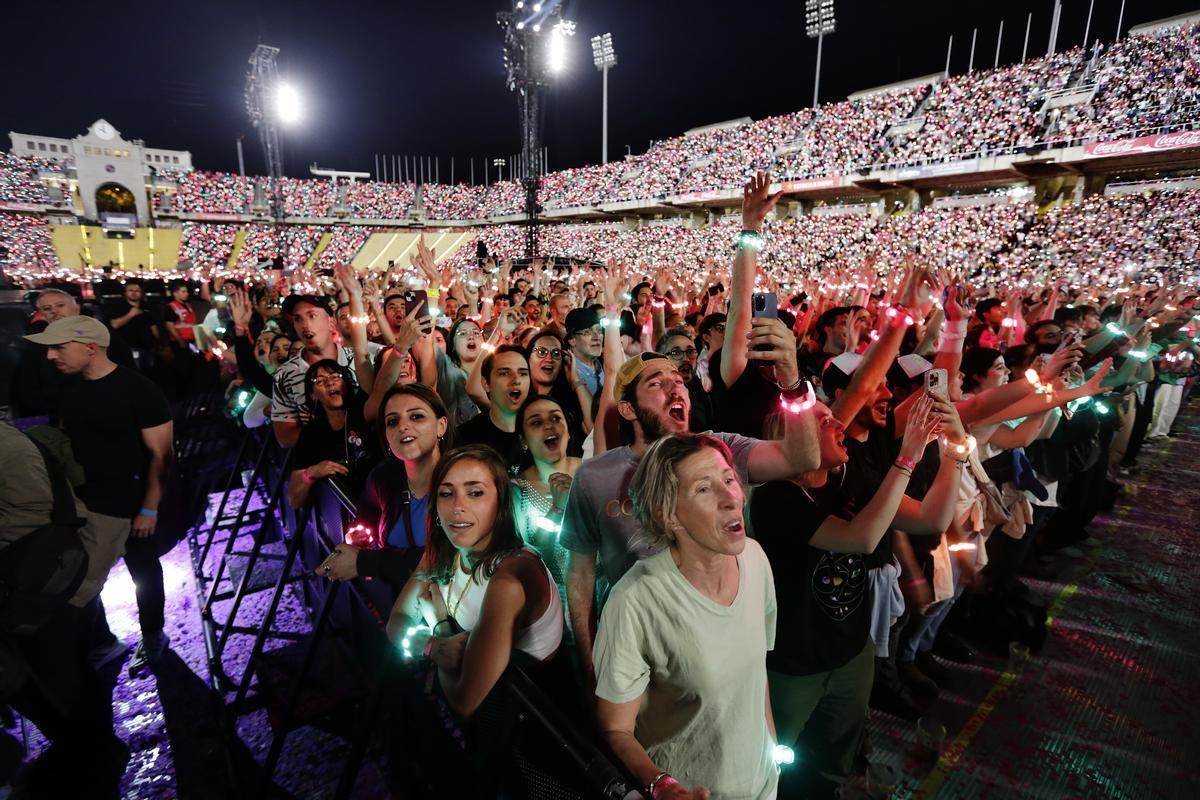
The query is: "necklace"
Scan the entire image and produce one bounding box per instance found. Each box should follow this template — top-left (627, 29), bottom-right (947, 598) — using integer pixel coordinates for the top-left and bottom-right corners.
top-left (446, 551), bottom-right (474, 622)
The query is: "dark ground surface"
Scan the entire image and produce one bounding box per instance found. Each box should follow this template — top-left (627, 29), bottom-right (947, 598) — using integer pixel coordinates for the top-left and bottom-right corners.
top-left (5, 405), bottom-right (1198, 799)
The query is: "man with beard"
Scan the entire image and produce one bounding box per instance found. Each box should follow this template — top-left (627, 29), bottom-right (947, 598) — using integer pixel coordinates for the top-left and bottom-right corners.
top-left (561, 351), bottom-right (821, 684)
top-left (455, 345), bottom-right (531, 467)
top-left (657, 327), bottom-right (712, 432)
top-left (271, 293), bottom-right (382, 448)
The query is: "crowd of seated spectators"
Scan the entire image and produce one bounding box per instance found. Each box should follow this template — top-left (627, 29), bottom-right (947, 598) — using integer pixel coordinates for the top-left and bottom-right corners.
top-left (1049, 22), bottom-right (1200, 143)
top-left (167, 170), bottom-right (255, 215)
top-left (347, 181), bottom-right (415, 219)
top-left (0, 153), bottom-right (54, 205)
top-left (280, 177), bottom-right (335, 217)
top-left (997, 189), bottom-right (1200, 282)
top-left (0, 212), bottom-right (61, 272)
top-left (315, 225), bottom-right (380, 269)
top-left (178, 222), bottom-right (237, 270)
top-left (888, 49), bottom-right (1083, 164)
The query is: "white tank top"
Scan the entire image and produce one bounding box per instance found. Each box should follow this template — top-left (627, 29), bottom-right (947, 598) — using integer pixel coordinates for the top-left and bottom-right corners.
top-left (439, 548), bottom-right (563, 662)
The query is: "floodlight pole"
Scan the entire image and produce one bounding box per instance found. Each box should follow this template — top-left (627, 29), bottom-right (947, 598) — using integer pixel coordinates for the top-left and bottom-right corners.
top-left (602, 64), bottom-right (610, 164)
top-left (245, 44), bottom-right (286, 225)
top-left (813, 32), bottom-right (824, 108)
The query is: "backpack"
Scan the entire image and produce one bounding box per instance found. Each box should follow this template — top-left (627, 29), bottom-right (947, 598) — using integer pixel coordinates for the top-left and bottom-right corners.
top-left (0, 437), bottom-right (89, 636)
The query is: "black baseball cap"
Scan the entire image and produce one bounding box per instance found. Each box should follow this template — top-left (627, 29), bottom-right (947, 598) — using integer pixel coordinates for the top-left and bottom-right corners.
top-left (282, 294), bottom-right (335, 316)
top-left (565, 307), bottom-right (601, 339)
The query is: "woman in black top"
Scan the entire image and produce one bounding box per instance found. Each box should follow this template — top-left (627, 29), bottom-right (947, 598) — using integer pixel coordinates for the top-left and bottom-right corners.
top-left (318, 383), bottom-right (455, 592)
top-left (750, 396), bottom-right (953, 799)
top-left (287, 360), bottom-right (378, 509)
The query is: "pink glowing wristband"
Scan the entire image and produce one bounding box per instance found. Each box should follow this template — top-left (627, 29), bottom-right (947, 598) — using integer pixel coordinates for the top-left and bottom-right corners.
top-left (779, 383), bottom-right (817, 414)
top-left (886, 305), bottom-right (915, 327)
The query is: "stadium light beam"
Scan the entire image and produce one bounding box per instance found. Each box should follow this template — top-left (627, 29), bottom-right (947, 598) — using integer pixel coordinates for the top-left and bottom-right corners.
top-left (547, 19), bottom-right (575, 73)
top-left (805, 0), bottom-right (836, 108)
top-left (591, 33), bottom-right (617, 164)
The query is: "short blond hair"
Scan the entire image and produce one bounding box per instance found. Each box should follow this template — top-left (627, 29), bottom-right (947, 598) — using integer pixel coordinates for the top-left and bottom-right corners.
top-left (630, 433), bottom-right (737, 549)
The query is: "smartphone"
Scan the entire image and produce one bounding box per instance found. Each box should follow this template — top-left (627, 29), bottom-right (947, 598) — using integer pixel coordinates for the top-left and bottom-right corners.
top-left (403, 289), bottom-right (429, 319)
top-left (925, 368), bottom-right (949, 401)
top-left (752, 292), bottom-right (778, 319)
top-left (708, 283), bottom-right (725, 297)
top-left (1061, 329), bottom-right (1082, 350)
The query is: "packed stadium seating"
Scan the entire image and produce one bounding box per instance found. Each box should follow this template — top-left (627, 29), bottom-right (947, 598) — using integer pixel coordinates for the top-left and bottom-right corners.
top-left (0, 153), bottom-right (53, 205)
top-left (1048, 20), bottom-right (1200, 143)
top-left (0, 212), bottom-right (60, 269)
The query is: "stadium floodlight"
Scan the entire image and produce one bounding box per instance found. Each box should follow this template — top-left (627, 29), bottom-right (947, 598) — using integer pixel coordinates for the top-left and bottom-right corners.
top-left (547, 19), bottom-right (575, 73)
top-left (591, 33), bottom-right (617, 164)
top-left (275, 83), bottom-right (302, 125)
top-left (805, 0), bottom-right (836, 107)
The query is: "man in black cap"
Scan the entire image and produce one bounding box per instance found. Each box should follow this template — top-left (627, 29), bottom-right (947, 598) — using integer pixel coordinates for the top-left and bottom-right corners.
top-left (271, 293), bottom-right (381, 448)
top-left (564, 306), bottom-right (605, 396)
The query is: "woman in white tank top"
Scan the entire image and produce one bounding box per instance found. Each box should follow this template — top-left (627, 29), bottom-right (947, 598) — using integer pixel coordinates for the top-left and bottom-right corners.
top-left (385, 445), bottom-right (563, 718)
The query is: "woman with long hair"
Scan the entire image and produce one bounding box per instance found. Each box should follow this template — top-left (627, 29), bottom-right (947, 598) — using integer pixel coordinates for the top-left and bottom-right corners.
top-left (524, 330), bottom-right (588, 453)
top-left (511, 394), bottom-right (581, 600)
top-left (318, 383), bottom-right (455, 591)
top-left (385, 445), bottom-right (564, 718)
top-left (287, 359), bottom-right (376, 508)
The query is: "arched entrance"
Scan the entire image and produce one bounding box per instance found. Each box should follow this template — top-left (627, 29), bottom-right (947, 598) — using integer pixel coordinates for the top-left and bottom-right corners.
top-left (95, 182), bottom-right (136, 214)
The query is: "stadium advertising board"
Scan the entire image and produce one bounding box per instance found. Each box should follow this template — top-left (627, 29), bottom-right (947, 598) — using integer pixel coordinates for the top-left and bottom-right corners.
top-left (780, 176), bottom-right (841, 192)
top-left (895, 160), bottom-right (981, 180)
top-left (1083, 131), bottom-right (1200, 158)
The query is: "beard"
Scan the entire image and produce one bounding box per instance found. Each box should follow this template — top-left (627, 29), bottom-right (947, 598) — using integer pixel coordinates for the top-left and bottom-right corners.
top-left (634, 402), bottom-right (678, 442)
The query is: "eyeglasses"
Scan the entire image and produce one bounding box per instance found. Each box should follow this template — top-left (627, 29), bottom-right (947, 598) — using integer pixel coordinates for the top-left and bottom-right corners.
top-left (532, 346), bottom-right (562, 360)
top-left (454, 328), bottom-right (481, 339)
top-left (710, 323), bottom-right (727, 334)
top-left (665, 347), bottom-right (698, 360)
top-left (312, 375), bottom-right (344, 389)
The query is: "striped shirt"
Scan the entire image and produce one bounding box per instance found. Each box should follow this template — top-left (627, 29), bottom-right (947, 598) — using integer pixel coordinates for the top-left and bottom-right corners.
top-left (270, 343), bottom-right (382, 427)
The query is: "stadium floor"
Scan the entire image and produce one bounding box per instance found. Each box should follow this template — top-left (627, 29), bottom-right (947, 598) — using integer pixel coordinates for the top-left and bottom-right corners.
top-left (8, 406), bottom-right (1199, 799)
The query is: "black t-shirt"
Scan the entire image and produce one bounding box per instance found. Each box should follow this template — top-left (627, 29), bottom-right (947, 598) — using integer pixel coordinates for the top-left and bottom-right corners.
top-left (59, 365), bottom-right (172, 518)
top-left (708, 348), bottom-right (779, 439)
top-left (457, 412), bottom-right (522, 470)
top-left (840, 415), bottom-right (900, 567)
top-left (107, 302), bottom-right (159, 350)
top-left (292, 393), bottom-right (378, 496)
top-left (751, 479), bottom-right (871, 675)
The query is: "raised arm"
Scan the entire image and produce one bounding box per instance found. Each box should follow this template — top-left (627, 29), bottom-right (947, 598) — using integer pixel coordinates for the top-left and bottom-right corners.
top-left (721, 172), bottom-right (781, 388)
top-left (811, 396), bottom-right (939, 553)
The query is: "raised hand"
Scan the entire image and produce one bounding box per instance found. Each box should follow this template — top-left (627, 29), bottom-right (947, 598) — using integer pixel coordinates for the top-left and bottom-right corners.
top-left (228, 287), bottom-right (254, 330)
top-left (741, 172), bottom-right (782, 233)
top-left (900, 394), bottom-right (939, 460)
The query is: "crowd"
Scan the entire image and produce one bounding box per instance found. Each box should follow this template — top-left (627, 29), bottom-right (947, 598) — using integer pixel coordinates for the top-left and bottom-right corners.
top-left (0, 153), bottom-right (53, 206)
top-left (177, 222), bottom-right (237, 270)
top-left (4, 167), bottom-right (1195, 798)
top-left (1050, 22), bottom-right (1200, 143)
top-left (889, 49), bottom-right (1083, 164)
top-left (0, 212), bottom-right (61, 272)
top-left (165, 170), bottom-right (255, 215)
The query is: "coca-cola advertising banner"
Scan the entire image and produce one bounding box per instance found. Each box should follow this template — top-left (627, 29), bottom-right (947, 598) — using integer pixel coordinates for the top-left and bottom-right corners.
top-left (1083, 130), bottom-right (1200, 158)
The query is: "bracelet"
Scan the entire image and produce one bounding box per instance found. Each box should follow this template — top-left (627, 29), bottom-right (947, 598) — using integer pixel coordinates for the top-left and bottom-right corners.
top-left (778, 383), bottom-right (817, 414)
top-left (426, 288), bottom-right (441, 299)
top-left (736, 230), bottom-right (765, 253)
top-left (776, 374), bottom-right (805, 392)
top-left (942, 434), bottom-right (977, 459)
top-left (432, 619), bottom-right (454, 636)
top-left (301, 468), bottom-right (316, 485)
top-left (139, 507), bottom-right (158, 517)
top-left (1024, 369), bottom-right (1050, 394)
top-left (900, 577), bottom-right (929, 588)
top-left (894, 456), bottom-right (917, 473)
top-left (885, 305), bottom-right (915, 327)
top-left (647, 773), bottom-right (678, 798)
top-left (348, 313), bottom-right (371, 325)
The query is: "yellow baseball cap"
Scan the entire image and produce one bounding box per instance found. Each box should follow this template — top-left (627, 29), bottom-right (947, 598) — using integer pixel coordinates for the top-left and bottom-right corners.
top-left (612, 352), bottom-right (674, 402)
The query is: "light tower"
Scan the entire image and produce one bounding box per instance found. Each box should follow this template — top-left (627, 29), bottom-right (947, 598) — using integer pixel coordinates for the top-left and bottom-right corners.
top-left (244, 44), bottom-right (300, 224)
top-left (806, 0), bottom-right (836, 108)
top-left (497, 0), bottom-right (575, 257)
top-left (591, 33), bottom-right (617, 165)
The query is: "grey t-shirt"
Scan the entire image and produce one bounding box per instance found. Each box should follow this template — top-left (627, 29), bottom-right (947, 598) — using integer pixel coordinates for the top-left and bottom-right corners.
top-left (559, 431), bottom-right (759, 602)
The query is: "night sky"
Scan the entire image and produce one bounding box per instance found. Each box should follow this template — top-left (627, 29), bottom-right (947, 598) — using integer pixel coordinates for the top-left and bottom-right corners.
top-left (2, 0), bottom-right (1195, 180)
